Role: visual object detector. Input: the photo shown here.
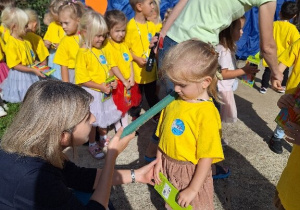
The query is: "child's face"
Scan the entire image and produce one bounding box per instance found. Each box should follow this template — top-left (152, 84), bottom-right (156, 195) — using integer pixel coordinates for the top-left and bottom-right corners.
top-left (140, 0), bottom-right (154, 18)
top-left (232, 18), bottom-right (245, 42)
top-left (92, 32), bottom-right (107, 49)
top-left (109, 22), bottom-right (126, 43)
top-left (59, 10), bottom-right (79, 36)
top-left (174, 80), bottom-right (208, 101)
top-left (71, 112), bottom-right (95, 146)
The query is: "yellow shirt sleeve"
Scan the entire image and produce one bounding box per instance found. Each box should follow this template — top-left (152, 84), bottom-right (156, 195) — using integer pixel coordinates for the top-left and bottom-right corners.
top-left (43, 22), bottom-right (65, 44)
top-left (24, 32), bottom-right (49, 62)
top-left (54, 35), bottom-right (80, 68)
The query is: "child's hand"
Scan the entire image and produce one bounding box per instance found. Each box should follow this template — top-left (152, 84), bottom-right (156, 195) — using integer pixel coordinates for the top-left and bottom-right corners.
top-left (284, 121), bottom-right (300, 146)
top-left (123, 80), bottom-right (131, 90)
top-left (110, 80), bottom-right (118, 89)
top-left (128, 76), bottom-right (135, 87)
top-left (136, 57), bottom-right (147, 68)
top-left (32, 69), bottom-right (46, 78)
top-left (277, 94), bottom-right (295, 109)
top-left (177, 187), bottom-right (198, 208)
top-left (101, 84), bottom-right (111, 94)
top-left (107, 127), bottom-right (135, 157)
top-left (153, 158), bottom-right (162, 184)
top-left (242, 63), bottom-right (259, 75)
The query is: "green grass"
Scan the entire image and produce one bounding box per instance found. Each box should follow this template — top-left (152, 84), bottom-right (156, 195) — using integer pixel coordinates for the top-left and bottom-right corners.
top-left (0, 103), bottom-right (21, 139)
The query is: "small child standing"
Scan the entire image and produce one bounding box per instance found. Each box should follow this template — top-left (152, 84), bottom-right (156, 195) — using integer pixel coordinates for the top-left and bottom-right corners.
top-left (217, 16), bottom-right (258, 123)
top-left (260, 1), bottom-right (300, 94)
top-left (75, 10), bottom-right (122, 159)
top-left (125, 0), bottom-right (160, 121)
top-left (43, 0), bottom-right (66, 80)
top-left (104, 10), bottom-right (142, 130)
top-left (154, 39), bottom-right (224, 209)
top-left (1, 7), bottom-right (45, 103)
top-left (53, 0), bottom-right (85, 83)
top-left (24, 9), bottom-right (49, 65)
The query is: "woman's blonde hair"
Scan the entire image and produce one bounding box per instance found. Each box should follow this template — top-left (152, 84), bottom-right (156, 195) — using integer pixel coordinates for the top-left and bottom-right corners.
top-left (161, 39), bottom-right (220, 100)
top-left (1, 7), bottom-right (28, 36)
top-left (79, 10), bottom-right (108, 48)
top-left (24, 8), bottom-right (40, 33)
top-left (58, 0), bottom-right (85, 20)
top-left (1, 80), bottom-right (93, 169)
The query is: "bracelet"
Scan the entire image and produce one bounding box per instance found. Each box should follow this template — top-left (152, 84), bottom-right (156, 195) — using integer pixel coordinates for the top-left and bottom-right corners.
top-left (130, 169), bottom-right (136, 183)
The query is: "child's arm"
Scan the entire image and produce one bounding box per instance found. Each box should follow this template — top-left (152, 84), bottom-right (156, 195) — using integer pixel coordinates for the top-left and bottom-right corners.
top-left (153, 149), bottom-right (163, 184)
top-left (128, 62), bottom-right (135, 86)
top-left (221, 63), bottom-right (259, 80)
top-left (131, 52), bottom-right (147, 68)
top-left (81, 81), bottom-right (111, 94)
top-left (177, 158), bottom-right (213, 208)
top-left (61, 66), bottom-right (69, 82)
top-left (111, 66), bottom-right (130, 89)
top-left (13, 64), bottom-right (45, 77)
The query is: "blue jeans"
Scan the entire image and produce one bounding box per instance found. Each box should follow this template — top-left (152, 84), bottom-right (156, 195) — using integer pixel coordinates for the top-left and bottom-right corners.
top-left (158, 36), bottom-right (178, 94)
top-left (273, 125), bottom-right (285, 140)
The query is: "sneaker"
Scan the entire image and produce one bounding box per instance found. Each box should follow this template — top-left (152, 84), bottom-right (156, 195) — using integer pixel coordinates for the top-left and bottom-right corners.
top-left (259, 87), bottom-right (267, 94)
top-left (268, 136), bottom-right (283, 154)
top-left (88, 143), bottom-right (105, 159)
top-left (2, 104), bottom-right (8, 111)
top-left (221, 138), bottom-right (229, 146)
top-left (0, 106), bottom-right (7, 117)
top-left (277, 86), bottom-right (286, 94)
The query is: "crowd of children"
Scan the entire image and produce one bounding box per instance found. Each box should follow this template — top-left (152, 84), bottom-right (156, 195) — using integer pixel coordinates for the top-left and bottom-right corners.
top-left (0, 0), bottom-right (300, 209)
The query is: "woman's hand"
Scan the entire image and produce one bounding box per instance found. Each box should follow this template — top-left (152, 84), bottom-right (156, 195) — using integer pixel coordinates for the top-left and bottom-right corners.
top-left (177, 187), bottom-right (198, 208)
top-left (241, 63), bottom-right (259, 75)
top-left (135, 159), bottom-right (158, 185)
top-left (153, 157), bottom-right (162, 185)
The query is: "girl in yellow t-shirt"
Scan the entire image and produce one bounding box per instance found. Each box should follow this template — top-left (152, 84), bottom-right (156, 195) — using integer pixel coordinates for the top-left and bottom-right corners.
top-left (154, 40), bottom-right (224, 209)
top-left (24, 9), bottom-right (49, 65)
top-left (75, 10), bottom-right (121, 159)
top-left (53, 0), bottom-right (85, 83)
top-left (43, 0), bottom-right (66, 80)
top-left (104, 10), bottom-right (142, 130)
top-left (1, 7), bottom-right (45, 103)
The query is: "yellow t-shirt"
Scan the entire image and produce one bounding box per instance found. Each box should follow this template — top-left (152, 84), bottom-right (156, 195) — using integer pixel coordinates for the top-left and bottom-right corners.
top-left (277, 145), bottom-right (300, 210)
top-left (0, 25), bottom-right (11, 53)
top-left (154, 22), bottom-right (162, 32)
top-left (125, 18), bottom-right (158, 84)
top-left (75, 47), bottom-right (111, 92)
top-left (263, 21), bottom-right (300, 67)
top-left (5, 36), bottom-right (35, 68)
top-left (43, 22), bottom-right (65, 44)
top-left (24, 32), bottom-right (49, 62)
top-left (54, 35), bottom-right (80, 68)
top-left (155, 99), bottom-right (224, 164)
top-left (0, 42), bottom-right (4, 61)
top-left (105, 39), bottom-right (132, 80)
top-left (278, 39), bottom-right (300, 94)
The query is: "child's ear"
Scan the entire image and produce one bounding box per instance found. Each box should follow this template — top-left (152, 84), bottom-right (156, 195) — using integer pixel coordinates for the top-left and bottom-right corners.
top-left (136, 3), bottom-right (143, 12)
top-left (60, 132), bottom-right (71, 147)
top-left (202, 76), bottom-right (212, 89)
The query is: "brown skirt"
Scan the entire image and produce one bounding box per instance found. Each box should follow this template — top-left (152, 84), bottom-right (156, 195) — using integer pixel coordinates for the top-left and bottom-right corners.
top-left (161, 153), bottom-right (214, 210)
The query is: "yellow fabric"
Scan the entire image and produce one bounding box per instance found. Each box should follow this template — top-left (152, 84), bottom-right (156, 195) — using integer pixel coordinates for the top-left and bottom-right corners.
top-left (278, 39), bottom-right (300, 94)
top-left (0, 42), bottom-right (4, 61)
top-left (277, 145), bottom-right (300, 210)
top-left (54, 35), bottom-right (80, 68)
top-left (43, 22), bottom-right (65, 44)
top-left (156, 99), bottom-right (224, 164)
top-left (5, 36), bottom-right (35, 68)
top-left (263, 21), bottom-right (300, 67)
top-left (24, 32), bottom-right (49, 62)
top-left (75, 47), bottom-right (111, 92)
top-left (105, 38), bottom-right (132, 80)
top-left (154, 22), bottom-right (162, 32)
top-left (125, 19), bottom-right (158, 84)
top-left (0, 25), bottom-right (11, 53)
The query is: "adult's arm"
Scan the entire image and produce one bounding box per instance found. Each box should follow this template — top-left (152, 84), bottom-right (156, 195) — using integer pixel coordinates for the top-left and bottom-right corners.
top-left (258, 1), bottom-right (283, 89)
top-left (159, 0), bottom-right (189, 38)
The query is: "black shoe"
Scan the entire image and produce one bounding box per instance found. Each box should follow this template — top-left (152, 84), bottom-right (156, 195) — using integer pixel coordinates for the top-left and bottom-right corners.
top-left (268, 136), bottom-right (283, 154)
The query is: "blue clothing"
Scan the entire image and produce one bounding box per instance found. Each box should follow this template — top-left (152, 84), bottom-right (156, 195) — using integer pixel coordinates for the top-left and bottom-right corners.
top-left (274, 125), bottom-right (285, 139)
top-left (0, 149), bottom-right (105, 210)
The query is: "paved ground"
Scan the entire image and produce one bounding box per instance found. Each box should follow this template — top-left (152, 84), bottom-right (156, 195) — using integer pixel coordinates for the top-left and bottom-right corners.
top-left (66, 64), bottom-right (291, 210)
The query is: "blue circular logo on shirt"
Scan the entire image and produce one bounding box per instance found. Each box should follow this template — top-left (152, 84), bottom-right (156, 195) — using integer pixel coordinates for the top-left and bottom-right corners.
top-left (171, 119), bottom-right (185, 136)
top-left (99, 55), bottom-right (107, 64)
top-left (30, 49), bottom-right (35, 58)
top-left (123, 53), bottom-right (129, 61)
top-left (148, 33), bottom-right (152, 42)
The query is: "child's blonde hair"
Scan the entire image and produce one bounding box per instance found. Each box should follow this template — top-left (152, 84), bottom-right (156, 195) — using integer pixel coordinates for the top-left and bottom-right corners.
top-left (58, 0), bottom-right (86, 20)
top-left (152, 0), bottom-right (161, 22)
top-left (24, 8), bottom-right (40, 33)
top-left (0, 0), bottom-right (15, 13)
top-left (49, 0), bottom-right (66, 22)
top-left (161, 39), bottom-right (220, 100)
top-left (104, 9), bottom-right (127, 31)
top-left (1, 80), bottom-right (93, 169)
top-left (1, 7), bottom-right (28, 36)
top-left (79, 10), bottom-right (108, 48)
